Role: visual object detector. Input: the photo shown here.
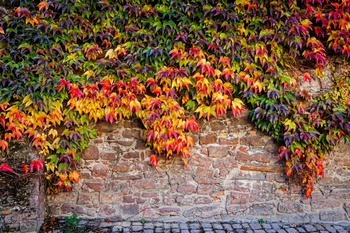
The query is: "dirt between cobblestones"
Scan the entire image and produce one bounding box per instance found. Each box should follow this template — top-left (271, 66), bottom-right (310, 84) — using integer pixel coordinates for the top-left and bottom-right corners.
top-left (39, 219), bottom-right (350, 233)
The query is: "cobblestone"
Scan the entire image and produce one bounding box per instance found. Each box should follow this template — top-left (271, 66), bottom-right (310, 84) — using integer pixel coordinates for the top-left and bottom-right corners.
top-left (45, 220), bottom-right (350, 233)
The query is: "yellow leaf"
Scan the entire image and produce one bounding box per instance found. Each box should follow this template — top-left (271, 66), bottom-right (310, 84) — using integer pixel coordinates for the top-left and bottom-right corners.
top-left (22, 94), bottom-right (33, 107)
top-left (48, 129), bottom-right (58, 138)
top-left (105, 48), bottom-right (118, 59)
top-left (46, 162), bottom-right (57, 173)
top-left (231, 98), bottom-right (244, 109)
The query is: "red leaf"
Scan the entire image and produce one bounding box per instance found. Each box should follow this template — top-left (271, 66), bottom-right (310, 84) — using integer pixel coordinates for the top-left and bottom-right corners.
top-left (30, 159), bottom-right (44, 172)
top-left (149, 154), bottom-right (159, 170)
top-left (0, 163), bottom-right (14, 173)
top-left (303, 72), bottom-right (312, 83)
top-left (184, 118), bottom-right (199, 132)
top-left (22, 163), bottom-right (29, 174)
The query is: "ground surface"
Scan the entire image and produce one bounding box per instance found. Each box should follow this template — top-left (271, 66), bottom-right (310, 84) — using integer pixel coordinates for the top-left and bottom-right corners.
top-left (39, 219), bottom-right (350, 233)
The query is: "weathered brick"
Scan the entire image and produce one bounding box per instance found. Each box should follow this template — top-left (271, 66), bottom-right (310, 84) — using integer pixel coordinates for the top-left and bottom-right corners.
top-left (248, 203), bottom-right (276, 216)
top-left (236, 151), bottom-right (270, 163)
top-left (196, 167), bottom-right (214, 177)
top-left (61, 204), bottom-right (85, 215)
top-left (183, 206), bottom-right (221, 218)
top-left (190, 153), bottom-right (212, 168)
top-left (311, 195), bottom-right (342, 209)
top-left (208, 146), bottom-right (230, 158)
top-left (101, 152), bottom-right (117, 160)
top-left (176, 196), bottom-right (194, 206)
top-left (177, 184), bottom-right (197, 194)
top-left (195, 196), bottom-right (212, 204)
top-left (241, 136), bottom-right (265, 147)
top-left (320, 210), bottom-right (346, 222)
top-left (120, 204), bottom-right (139, 215)
top-left (210, 121), bottom-right (227, 131)
top-left (84, 179), bottom-right (104, 192)
top-left (98, 204), bottom-right (116, 215)
top-left (197, 185), bottom-right (214, 195)
top-left (159, 207), bottom-right (181, 215)
top-left (100, 193), bottom-right (123, 204)
top-left (116, 140), bottom-right (134, 146)
top-left (240, 165), bottom-right (284, 173)
top-left (227, 192), bottom-right (249, 205)
top-left (219, 138), bottom-right (239, 145)
top-left (277, 201), bottom-right (306, 213)
top-left (112, 162), bottom-right (132, 173)
top-left (199, 133), bottom-right (217, 144)
top-left (77, 193), bottom-right (99, 205)
top-left (132, 179), bottom-right (157, 189)
top-left (122, 129), bottom-right (141, 139)
top-left (92, 163), bottom-right (110, 178)
top-left (95, 122), bottom-right (115, 133)
top-left (123, 151), bottom-right (140, 159)
top-left (123, 195), bottom-right (135, 203)
top-left (82, 145), bottom-right (100, 160)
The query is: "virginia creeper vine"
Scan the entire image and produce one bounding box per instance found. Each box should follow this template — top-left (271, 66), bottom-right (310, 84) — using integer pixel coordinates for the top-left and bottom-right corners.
top-left (0, 0), bottom-right (349, 197)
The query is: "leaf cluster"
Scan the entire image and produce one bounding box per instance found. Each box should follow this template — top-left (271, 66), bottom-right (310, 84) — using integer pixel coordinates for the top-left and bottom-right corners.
top-left (0, 0), bottom-right (349, 197)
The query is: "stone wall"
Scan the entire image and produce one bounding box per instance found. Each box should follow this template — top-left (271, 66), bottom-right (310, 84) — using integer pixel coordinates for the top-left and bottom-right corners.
top-left (47, 112), bottom-right (350, 223)
top-left (0, 143), bottom-right (46, 233)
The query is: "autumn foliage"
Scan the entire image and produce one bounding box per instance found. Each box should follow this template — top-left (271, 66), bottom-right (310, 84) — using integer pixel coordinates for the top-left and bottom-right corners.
top-left (0, 0), bottom-right (349, 197)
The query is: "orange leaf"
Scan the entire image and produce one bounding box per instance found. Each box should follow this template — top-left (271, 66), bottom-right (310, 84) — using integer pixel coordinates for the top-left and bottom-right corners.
top-left (69, 170), bottom-right (80, 183)
top-left (149, 154), bottom-right (159, 170)
top-left (0, 140), bottom-right (8, 151)
top-left (21, 163), bottom-right (29, 174)
top-left (37, 0), bottom-right (49, 11)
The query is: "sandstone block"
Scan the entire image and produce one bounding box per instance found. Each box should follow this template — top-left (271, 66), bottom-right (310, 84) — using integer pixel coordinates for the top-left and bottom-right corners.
top-left (84, 179), bottom-right (104, 192)
top-left (320, 210), bottom-right (346, 222)
top-left (177, 184), bottom-right (197, 194)
top-left (240, 165), bottom-right (284, 173)
top-left (183, 206), bottom-right (221, 219)
top-left (311, 195), bottom-right (342, 209)
top-left (248, 203), bottom-right (276, 216)
top-left (82, 145), bottom-right (100, 160)
top-left (158, 207), bottom-right (181, 215)
top-left (100, 193), bottom-right (123, 204)
top-left (92, 163), bottom-right (110, 178)
top-left (77, 193), bottom-right (99, 205)
top-left (122, 129), bottom-right (141, 139)
top-left (98, 204), bottom-right (116, 215)
top-left (116, 140), bottom-right (134, 146)
top-left (277, 201), bottom-right (306, 213)
top-left (123, 151), bottom-right (140, 159)
top-left (227, 192), bottom-right (249, 205)
top-left (208, 146), bottom-right (230, 158)
top-left (197, 185), bottom-right (214, 195)
top-left (196, 167), bottom-right (214, 177)
top-left (112, 162), bottom-right (132, 173)
top-left (195, 196), bottom-right (212, 204)
top-left (120, 204), bottom-right (139, 215)
top-left (241, 136), bottom-right (265, 147)
top-left (219, 138), bottom-right (239, 145)
top-left (199, 133), bottom-right (217, 144)
top-left (101, 152), bottom-right (117, 160)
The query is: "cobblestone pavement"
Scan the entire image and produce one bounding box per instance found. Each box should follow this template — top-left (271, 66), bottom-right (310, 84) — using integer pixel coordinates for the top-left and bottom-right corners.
top-left (48, 220), bottom-right (350, 233)
top-left (108, 221), bottom-right (350, 233)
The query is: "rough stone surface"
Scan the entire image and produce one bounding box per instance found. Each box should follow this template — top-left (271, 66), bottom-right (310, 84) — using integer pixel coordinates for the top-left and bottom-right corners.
top-left (40, 117), bottom-right (350, 223)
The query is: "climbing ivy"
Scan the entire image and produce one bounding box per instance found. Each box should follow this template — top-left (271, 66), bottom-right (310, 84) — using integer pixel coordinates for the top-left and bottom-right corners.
top-left (0, 0), bottom-right (349, 197)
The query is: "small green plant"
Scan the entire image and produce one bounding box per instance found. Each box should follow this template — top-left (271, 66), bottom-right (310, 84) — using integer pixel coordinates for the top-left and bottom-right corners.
top-left (141, 218), bottom-right (147, 224)
top-left (62, 214), bottom-right (86, 233)
top-left (258, 219), bottom-right (265, 224)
